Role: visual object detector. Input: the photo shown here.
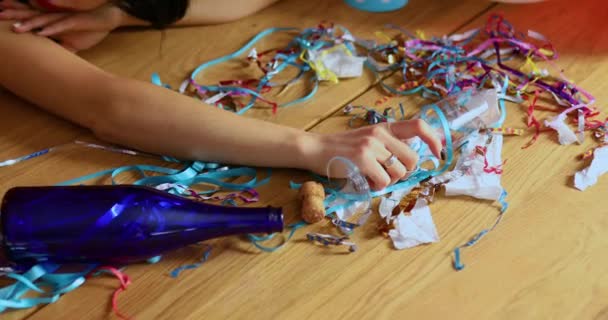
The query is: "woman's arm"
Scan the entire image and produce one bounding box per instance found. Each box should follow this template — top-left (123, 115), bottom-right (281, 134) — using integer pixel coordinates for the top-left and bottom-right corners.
top-left (0, 21), bottom-right (312, 168)
top-left (0, 22), bottom-right (441, 189)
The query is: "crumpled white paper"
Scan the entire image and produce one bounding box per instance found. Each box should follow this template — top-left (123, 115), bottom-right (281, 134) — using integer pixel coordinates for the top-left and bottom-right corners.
top-left (378, 186), bottom-right (417, 222)
top-left (388, 199), bottom-right (439, 250)
top-left (442, 131), bottom-right (504, 201)
top-left (545, 115), bottom-right (579, 145)
top-left (574, 145), bottom-right (608, 191)
top-left (308, 45), bottom-right (367, 80)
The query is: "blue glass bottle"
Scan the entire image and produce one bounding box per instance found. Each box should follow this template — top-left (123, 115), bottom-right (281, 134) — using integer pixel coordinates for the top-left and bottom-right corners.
top-left (0, 185), bottom-right (283, 268)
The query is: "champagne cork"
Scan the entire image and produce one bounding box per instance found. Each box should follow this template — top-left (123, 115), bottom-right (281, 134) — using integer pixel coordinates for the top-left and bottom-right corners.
top-left (299, 181), bottom-right (326, 224)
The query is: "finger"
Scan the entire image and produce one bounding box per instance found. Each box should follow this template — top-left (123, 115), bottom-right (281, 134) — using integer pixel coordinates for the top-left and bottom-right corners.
top-left (371, 139), bottom-right (409, 183)
top-left (37, 15), bottom-right (79, 36)
top-left (0, 9), bottom-right (40, 21)
top-left (389, 119), bottom-right (443, 158)
top-left (359, 123), bottom-right (420, 170)
top-left (364, 160), bottom-right (391, 191)
top-left (383, 134), bottom-right (420, 171)
top-left (38, 14), bottom-right (96, 36)
top-left (12, 13), bottom-right (67, 32)
top-left (378, 152), bottom-right (408, 184)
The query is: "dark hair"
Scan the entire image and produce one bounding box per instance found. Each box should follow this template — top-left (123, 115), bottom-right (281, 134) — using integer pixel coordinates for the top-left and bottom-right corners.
top-left (118, 0), bottom-right (190, 29)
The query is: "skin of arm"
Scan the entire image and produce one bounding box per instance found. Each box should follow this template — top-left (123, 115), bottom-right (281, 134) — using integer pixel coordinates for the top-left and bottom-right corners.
top-left (0, 21), bottom-right (317, 169)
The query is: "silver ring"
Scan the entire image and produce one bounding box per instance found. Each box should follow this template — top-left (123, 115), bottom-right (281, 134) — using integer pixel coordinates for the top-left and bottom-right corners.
top-left (383, 154), bottom-right (398, 167)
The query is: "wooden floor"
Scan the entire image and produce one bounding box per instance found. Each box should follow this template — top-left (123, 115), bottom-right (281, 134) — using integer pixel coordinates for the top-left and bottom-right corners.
top-left (1, 0), bottom-right (607, 319)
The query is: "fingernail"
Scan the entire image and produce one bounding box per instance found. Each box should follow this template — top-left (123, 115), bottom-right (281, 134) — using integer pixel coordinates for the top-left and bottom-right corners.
top-left (440, 148), bottom-right (446, 161)
top-left (13, 22), bottom-right (22, 29)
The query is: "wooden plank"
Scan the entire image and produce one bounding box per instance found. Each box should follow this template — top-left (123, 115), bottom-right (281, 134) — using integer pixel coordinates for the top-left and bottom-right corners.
top-left (52, 1), bottom-right (604, 319)
top-left (0, 1), bottom-right (494, 319)
top-left (301, 0), bottom-right (608, 319)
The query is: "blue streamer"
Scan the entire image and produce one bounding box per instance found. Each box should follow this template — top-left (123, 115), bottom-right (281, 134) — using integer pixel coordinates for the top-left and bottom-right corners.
top-left (146, 256), bottom-right (162, 264)
top-left (188, 26), bottom-right (324, 113)
top-left (190, 27), bottom-right (297, 80)
top-left (0, 264), bottom-right (95, 312)
top-left (452, 190), bottom-right (509, 271)
top-left (247, 221), bottom-right (307, 252)
top-left (170, 246), bottom-right (212, 278)
top-left (150, 24), bottom-right (360, 115)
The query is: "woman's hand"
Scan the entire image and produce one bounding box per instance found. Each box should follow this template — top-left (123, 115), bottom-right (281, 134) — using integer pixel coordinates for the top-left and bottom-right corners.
top-left (305, 120), bottom-right (443, 190)
top-left (0, 1), bottom-right (124, 51)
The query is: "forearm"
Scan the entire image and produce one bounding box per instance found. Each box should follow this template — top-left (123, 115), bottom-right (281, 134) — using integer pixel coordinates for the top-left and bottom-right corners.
top-left (0, 22), bottom-right (112, 129)
top-left (0, 22), bottom-right (316, 169)
top-left (118, 0), bottom-right (282, 27)
top-left (101, 78), bottom-right (315, 168)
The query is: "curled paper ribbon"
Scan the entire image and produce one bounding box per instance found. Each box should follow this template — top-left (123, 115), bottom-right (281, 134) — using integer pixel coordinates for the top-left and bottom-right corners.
top-left (154, 23), bottom-right (363, 115)
top-left (365, 14), bottom-right (598, 147)
top-left (306, 233), bottom-right (357, 253)
top-left (453, 189), bottom-right (509, 271)
top-left (487, 127), bottom-right (524, 136)
top-left (170, 246), bottom-right (212, 278)
top-left (89, 267), bottom-right (131, 320)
